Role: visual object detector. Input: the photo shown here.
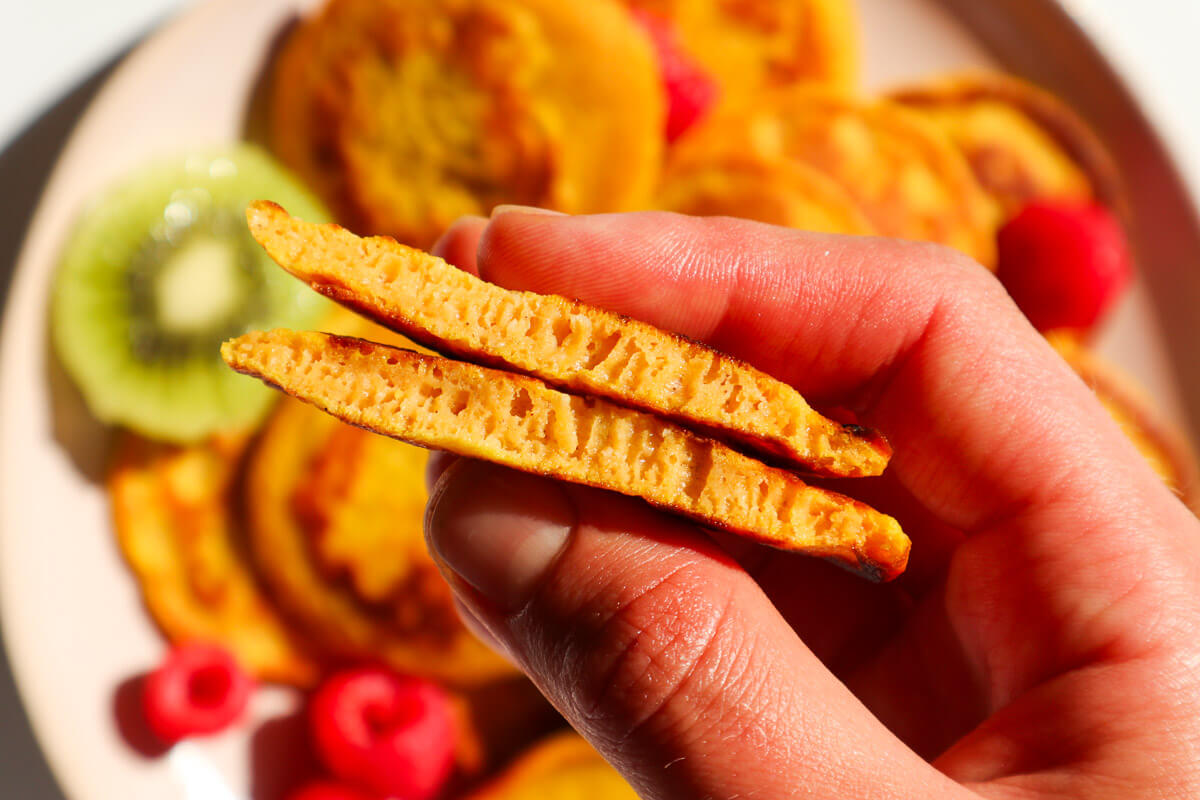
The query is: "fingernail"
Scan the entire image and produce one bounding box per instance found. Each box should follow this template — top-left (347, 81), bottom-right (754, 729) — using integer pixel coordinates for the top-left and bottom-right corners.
top-left (489, 204), bottom-right (566, 218)
top-left (426, 461), bottom-right (575, 611)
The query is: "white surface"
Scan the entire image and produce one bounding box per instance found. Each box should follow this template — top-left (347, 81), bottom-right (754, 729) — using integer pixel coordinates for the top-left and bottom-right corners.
top-left (1, 1), bottom-right (1199, 800)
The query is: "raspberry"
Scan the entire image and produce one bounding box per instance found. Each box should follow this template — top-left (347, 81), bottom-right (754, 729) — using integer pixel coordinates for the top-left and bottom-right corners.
top-left (142, 642), bottom-right (253, 742)
top-left (285, 781), bottom-right (379, 800)
top-left (630, 9), bottom-right (719, 142)
top-left (997, 201), bottom-right (1133, 334)
top-left (309, 668), bottom-right (455, 800)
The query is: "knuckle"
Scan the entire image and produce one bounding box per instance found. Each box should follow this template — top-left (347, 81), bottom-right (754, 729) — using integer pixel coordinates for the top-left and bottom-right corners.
top-left (546, 561), bottom-right (742, 742)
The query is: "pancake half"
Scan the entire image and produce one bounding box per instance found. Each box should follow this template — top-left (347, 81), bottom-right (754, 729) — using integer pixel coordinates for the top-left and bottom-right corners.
top-left (246, 201), bottom-right (890, 478)
top-left (670, 86), bottom-right (998, 266)
top-left (268, 0), bottom-right (663, 248)
top-left (108, 433), bottom-right (321, 685)
top-left (224, 330), bottom-right (911, 581)
top-left (656, 153), bottom-right (876, 234)
top-left (890, 72), bottom-right (1126, 222)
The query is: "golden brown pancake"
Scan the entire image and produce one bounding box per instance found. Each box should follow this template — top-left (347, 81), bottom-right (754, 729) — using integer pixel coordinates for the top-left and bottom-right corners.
top-left (462, 732), bottom-right (638, 800)
top-left (670, 86), bottom-right (998, 266)
top-left (656, 153), bottom-right (876, 234)
top-left (108, 433), bottom-right (321, 685)
top-left (243, 392), bottom-right (518, 684)
top-left (224, 331), bottom-right (911, 581)
top-left (246, 201), bottom-right (891, 478)
top-left (268, 0), bottom-right (663, 249)
top-left (625, 0), bottom-right (859, 95)
top-left (1049, 334), bottom-right (1200, 512)
top-left (890, 71), bottom-right (1126, 221)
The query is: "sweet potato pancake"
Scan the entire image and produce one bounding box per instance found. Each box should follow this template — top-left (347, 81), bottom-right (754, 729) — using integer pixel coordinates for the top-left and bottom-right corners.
top-left (656, 152), bottom-right (876, 234)
top-left (624, 0), bottom-right (859, 94)
top-left (246, 201), bottom-right (891, 478)
top-left (244, 392), bottom-right (518, 685)
top-left (224, 331), bottom-right (910, 581)
top-left (108, 433), bottom-right (320, 685)
top-left (463, 732), bottom-right (638, 800)
top-left (890, 72), bottom-right (1126, 221)
top-left (670, 86), bottom-right (998, 266)
top-left (267, 0), bottom-right (663, 249)
top-left (1050, 334), bottom-right (1200, 512)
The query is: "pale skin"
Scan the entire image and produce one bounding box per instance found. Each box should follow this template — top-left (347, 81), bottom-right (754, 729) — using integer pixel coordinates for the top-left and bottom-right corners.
top-left (422, 209), bottom-right (1200, 799)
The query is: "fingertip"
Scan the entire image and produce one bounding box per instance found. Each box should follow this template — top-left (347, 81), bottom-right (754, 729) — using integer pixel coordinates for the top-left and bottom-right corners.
top-left (431, 215), bottom-right (488, 275)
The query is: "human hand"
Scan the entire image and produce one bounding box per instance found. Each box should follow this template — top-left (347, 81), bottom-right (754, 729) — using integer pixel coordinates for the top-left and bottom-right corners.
top-left (423, 210), bottom-right (1200, 798)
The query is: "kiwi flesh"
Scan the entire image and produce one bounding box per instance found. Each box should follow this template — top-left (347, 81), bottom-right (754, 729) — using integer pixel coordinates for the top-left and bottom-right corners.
top-left (52, 146), bottom-right (331, 442)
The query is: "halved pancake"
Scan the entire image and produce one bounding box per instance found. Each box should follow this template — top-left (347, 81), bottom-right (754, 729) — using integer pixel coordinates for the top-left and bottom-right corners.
top-left (108, 433), bottom-right (321, 685)
top-left (889, 71), bottom-right (1126, 222)
top-left (462, 732), bottom-right (637, 800)
top-left (1050, 334), bottom-right (1200, 512)
top-left (268, 0), bottom-right (663, 249)
top-left (624, 0), bottom-right (859, 95)
top-left (656, 153), bottom-right (876, 235)
top-left (246, 201), bottom-right (890, 478)
top-left (670, 86), bottom-right (998, 267)
top-left (223, 330), bottom-right (910, 581)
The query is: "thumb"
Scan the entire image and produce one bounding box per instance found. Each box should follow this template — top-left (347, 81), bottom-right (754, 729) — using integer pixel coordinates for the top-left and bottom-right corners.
top-left (425, 459), bottom-right (965, 800)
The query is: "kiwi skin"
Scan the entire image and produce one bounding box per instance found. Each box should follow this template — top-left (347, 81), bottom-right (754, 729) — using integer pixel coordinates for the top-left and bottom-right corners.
top-left (51, 145), bottom-right (331, 443)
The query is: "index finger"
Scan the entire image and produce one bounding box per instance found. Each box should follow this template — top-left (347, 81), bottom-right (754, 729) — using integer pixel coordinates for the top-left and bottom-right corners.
top-left (475, 210), bottom-right (1179, 534)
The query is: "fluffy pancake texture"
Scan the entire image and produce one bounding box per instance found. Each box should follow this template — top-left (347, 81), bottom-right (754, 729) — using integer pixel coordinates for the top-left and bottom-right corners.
top-left (108, 433), bottom-right (321, 685)
top-left (670, 86), bottom-right (998, 266)
top-left (890, 71), bottom-right (1126, 221)
top-left (268, 0), bottom-right (663, 248)
top-left (246, 201), bottom-right (891, 478)
top-left (223, 330), bottom-right (910, 581)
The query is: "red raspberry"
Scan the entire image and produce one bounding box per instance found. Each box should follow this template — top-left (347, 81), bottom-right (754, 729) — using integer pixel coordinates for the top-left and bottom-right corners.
top-left (285, 780), bottom-right (379, 800)
top-left (630, 9), bottom-right (719, 142)
top-left (309, 668), bottom-right (455, 800)
top-left (997, 201), bottom-right (1133, 334)
top-left (142, 642), bottom-right (253, 742)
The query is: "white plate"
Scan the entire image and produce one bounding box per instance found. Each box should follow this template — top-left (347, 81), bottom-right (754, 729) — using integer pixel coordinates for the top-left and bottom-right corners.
top-left (0, 1), bottom-right (1193, 798)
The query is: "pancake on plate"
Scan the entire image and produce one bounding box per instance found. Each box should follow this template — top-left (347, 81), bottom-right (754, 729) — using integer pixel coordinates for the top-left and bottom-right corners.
top-left (244, 388), bottom-right (517, 686)
top-left (463, 732), bottom-right (638, 800)
top-left (267, 0), bottom-right (663, 248)
top-left (655, 152), bottom-right (875, 234)
top-left (890, 71), bottom-right (1126, 221)
top-left (108, 433), bottom-right (321, 685)
top-left (671, 86), bottom-right (997, 266)
top-left (1050, 333), bottom-right (1200, 512)
top-left (624, 0), bottom-right (859, 95)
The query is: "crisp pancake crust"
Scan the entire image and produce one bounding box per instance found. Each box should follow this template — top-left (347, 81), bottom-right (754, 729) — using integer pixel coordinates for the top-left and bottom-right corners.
top-left (247, 201), bottom-right (891, 478)
top-left (108, 433), bottom-right (321, 685)
top-left (890, 71), bottom-right (1126, 222)
top-left (268, 0), bottom-right (663, 248)
top-left (224, 330), bottom-right (911, 581)
top-left (670, 86), bottom-right (998, 267)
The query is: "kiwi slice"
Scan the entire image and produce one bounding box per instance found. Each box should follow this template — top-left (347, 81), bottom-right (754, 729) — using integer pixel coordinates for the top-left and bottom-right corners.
top-left (51, 145), bottom-right (331, 442)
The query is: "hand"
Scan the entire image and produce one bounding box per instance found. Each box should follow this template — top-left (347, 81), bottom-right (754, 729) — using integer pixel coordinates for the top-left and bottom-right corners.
top-left (423, 209), bottom-right (1200, 798)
